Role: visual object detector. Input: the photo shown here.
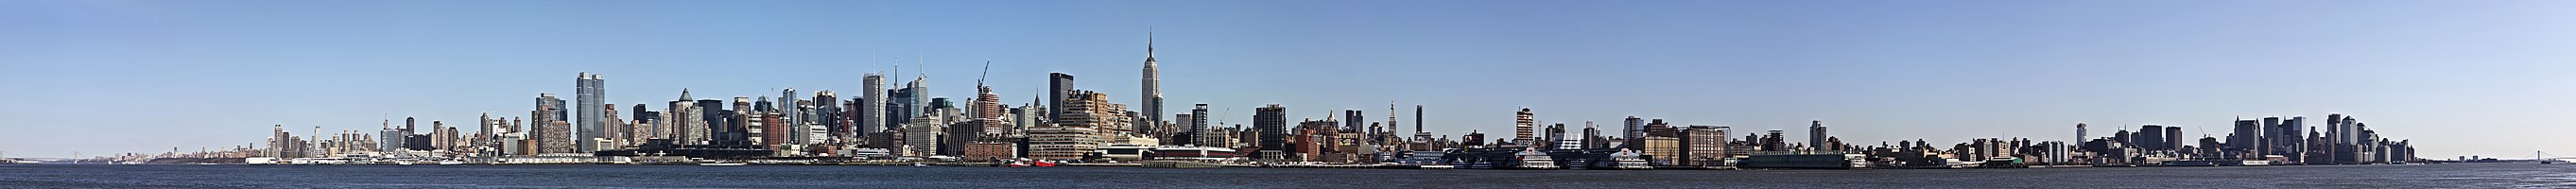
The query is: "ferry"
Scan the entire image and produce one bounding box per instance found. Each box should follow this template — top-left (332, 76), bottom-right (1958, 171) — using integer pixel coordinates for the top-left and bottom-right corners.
top-left (1599, 149), bottom-right (1653, 170)
top-left (1507, 147), bottom-right (1561, 170)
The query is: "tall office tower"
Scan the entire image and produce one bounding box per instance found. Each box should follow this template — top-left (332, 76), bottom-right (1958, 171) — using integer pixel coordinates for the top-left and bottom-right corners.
top-left (1513, 108), bottom-right (1535, 145)
top-left (380, 120), bottom-right (403, 152)
top-left (904, 72), bottom-right (929, 125)
top-left (2277, 116), bottom-right (2305, 158)
top-left (1192, 104), bottom-right (1212, 146)
top-left (1809, 120), bottom-right (1828, 151)
top-left (2232, 119), bottom-right (2261, 156)
top-left (2138, 125), bottom-right (2165, 151)
top-left (2326, 113), bottom-right (2344, 146)
top-left (670, 90), bottom-right (703, 145)
top-left (1048, 73), bottom-right (1074, 123)
top-left (478, 113), bottom-right (497, 152)
top-left (1412, 105), bottom-right (1428, 142)
top-left (575, 73), bottom-right (605, 152)
top-left (2260, 116), bottom-right (2281, 155)
top-left (1549, 124), bottom-right (1578, 150)
top-left (1139, 32), bottom-right (1164, 140)
top-left (1173, 113), bottom-right (1197, 145)
top-left (1623, 116), bottom-right (1644, 143)
top-left (1582, 123), bottom-right (1602, 149)
top-left (699, 98), bottom-right (729, 146)
top-left (863, 74), bottom-right (887, 136)
top-left (779, 89), bottom-right (799, 134)
top-left (2165, 127), bottom-right (2184, 152)
top-left (1343, 110), bottom-right (1365, 131)
top-left (2341, 115), bottom-right (2359, 146)
top-left (533, 94), bottom-right (572, 153)
top-left (1254, 104), bottom-right (1288, 159)
top-left (2076, 123), bottom-right (2088, 142)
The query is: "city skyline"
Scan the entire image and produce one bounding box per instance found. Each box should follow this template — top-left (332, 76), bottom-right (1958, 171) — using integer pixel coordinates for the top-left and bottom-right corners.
top-left (6, 1), bottom-right (2575, 159)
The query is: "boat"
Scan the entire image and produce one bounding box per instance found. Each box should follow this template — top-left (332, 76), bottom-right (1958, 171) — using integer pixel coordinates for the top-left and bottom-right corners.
top-left (699, 163), bottom-right (747, 166)
top-left (437, 161), bottom-right (465, 165)
top-left (393, 161), bottom-right (414, 165)
top-left (1599, 149), bottom-right (1653, 169)
top-left (1506, 147), bottom-right (1561, 170)
top-left (912, 163), bottom-right (929, 167)
top-left (1031, 160), bottom-right (1059, 167)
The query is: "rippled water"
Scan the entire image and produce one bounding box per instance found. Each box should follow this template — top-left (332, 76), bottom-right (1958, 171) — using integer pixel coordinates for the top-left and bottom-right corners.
top-left (1, 163), bottom-right (2568, 188)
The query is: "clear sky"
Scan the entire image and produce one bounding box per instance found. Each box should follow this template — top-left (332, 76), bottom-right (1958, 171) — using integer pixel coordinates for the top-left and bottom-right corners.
top-left (3, 0), bottom-right (2571, 159)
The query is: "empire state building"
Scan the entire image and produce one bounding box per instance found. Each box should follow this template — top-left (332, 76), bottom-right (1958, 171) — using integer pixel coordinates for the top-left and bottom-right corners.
top-left (1140, 31), bottom-right (1165, 137)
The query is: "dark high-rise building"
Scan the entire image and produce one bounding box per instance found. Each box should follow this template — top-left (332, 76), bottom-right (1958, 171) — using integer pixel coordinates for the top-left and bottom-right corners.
top-left (1623, 116), bottom-right (1644, 143)
top-left (2138, 125), bottom-right (2166, 151)
top-left (2165, 126), bottom-right (2184, 152)
top-left (2232, 119), bottom-right (2261, 157)
top-left (1808, 120), bottom-right (1827, 151)
top-left (1254, 104), bottom-right (1288, 160)
top-left (575, 73), bottom-right (606, 152)
top-left (1343, 110), bottom-right (1365, 131)
top-left (698, 99), bottom-right (731, 146)
top-left (1049, 73), bottom-right (1074, 124)
top-left (1412, 105), bottom-right (1429, 142)
top-left (1191, 104), bottom-right (1211, 146)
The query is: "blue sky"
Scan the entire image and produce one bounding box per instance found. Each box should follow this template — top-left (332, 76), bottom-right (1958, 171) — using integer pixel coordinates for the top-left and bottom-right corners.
top-left (3, 0), bottom-right (2572, 159)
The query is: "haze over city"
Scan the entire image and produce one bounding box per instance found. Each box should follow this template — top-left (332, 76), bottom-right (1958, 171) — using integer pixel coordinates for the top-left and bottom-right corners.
top-left (5, 0), bottom-right (2572, 160)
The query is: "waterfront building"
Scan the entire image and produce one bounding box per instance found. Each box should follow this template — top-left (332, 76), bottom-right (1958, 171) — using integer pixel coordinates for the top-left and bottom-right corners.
top-left (1682, 125), bottom-right (1728, 166)
top-left (576, 73), bottom-right (606, 152)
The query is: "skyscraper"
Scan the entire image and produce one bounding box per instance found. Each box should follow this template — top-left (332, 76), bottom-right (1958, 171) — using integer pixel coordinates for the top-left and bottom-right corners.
top-left (1255, 104), bottom-right (1288, 160)
top-left (1808, 120), bottom-right (1827, 151)
top-left (2075, 123), bottom-right (2087, 142)
top-left (2138, 125), bottom-right (2165, 151)
top-left (2232, 119), bottom-right (2261, 157)
top-left (1139, 31), bottom-right (1164, 140)
top-left (575, 73), bottom-right (605, 152)
top-left (863, 74), bottom-right (887, 136)
top-left (1191, 103), bottom-right (1211, 146)
top-left (534, 93), bottom-right (572, 153)
top-left (1623, 116), bottom-right (1644, 144)
top-left (1049, 73), bottom-right (1074, 124)
top-left (2164, 126), bottom-right (2183, 152)
top-left (1513, 108), bottom-right (1535, 145)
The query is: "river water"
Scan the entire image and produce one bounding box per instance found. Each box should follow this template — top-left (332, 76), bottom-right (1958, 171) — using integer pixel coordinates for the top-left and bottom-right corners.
top-left (1, 163), bottom-right (2568, 188)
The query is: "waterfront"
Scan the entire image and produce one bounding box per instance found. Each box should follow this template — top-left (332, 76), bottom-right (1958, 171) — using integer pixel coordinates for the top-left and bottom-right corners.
top-left (2, 163), bottom-right (2569, 188)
